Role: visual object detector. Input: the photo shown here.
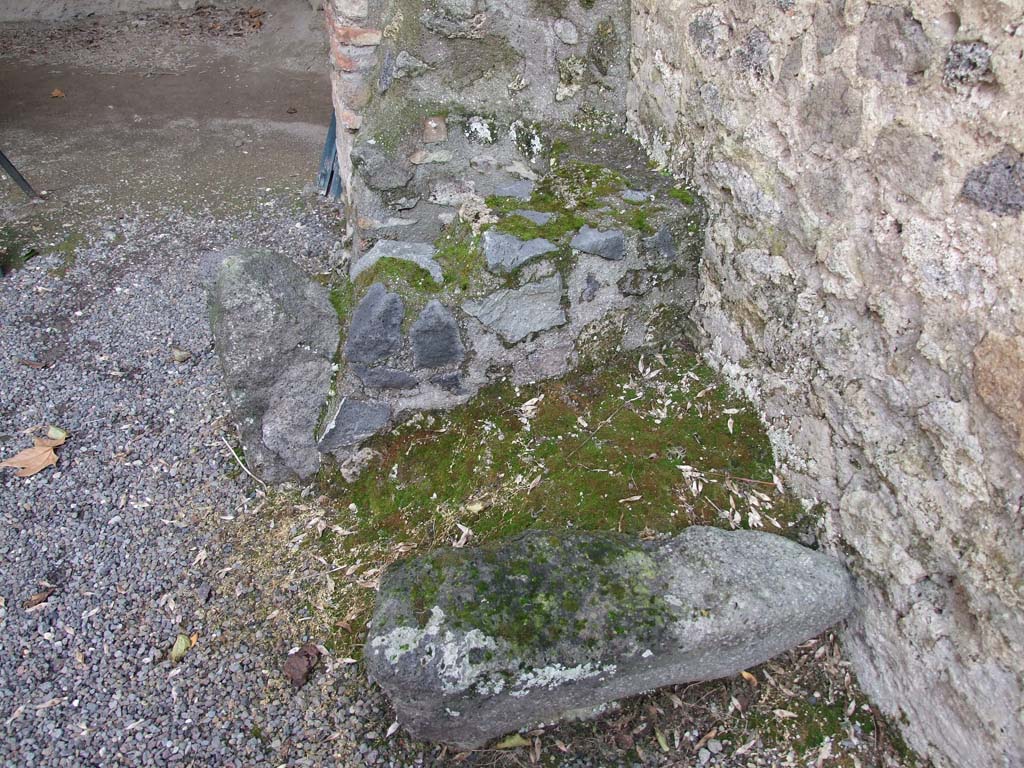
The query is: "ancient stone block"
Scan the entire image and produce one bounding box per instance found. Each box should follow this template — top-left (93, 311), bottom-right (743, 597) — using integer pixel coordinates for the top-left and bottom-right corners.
top-left (207, 249), bottom-right (339, 482)
top-left (571, 226), bottom-right (626, 260)
top-left (800, 72), bottom-right (862, 150)
top-left (350, 241), bottom-right (444, 284)
top-left (855, 5), bottom-right (931, 85)
top-left (354, 366), bottom-right (419, 390)
top-left (411, 301), bottom-right (465, 369)
top-left (974, 332), bottom-right (1024, 455)
top-left (319, 399), bottom-right (392, 451)
top-left (482, 230), bottom-right (558, 273)
top-left (961, 147), bottom-right (1024, 216)
top-left (463, 275), bottom-right (566, 343)
top-left (344, 283), bottom-right (405, 364)
top-left (365, 527), bottom-right (854, 749)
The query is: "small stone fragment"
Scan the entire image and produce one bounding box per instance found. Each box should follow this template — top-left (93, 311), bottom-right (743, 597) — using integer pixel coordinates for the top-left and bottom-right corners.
top-left (350, 241), bottom-right (444, 285)
top-left (553, 18), bottom-right (578, 45)
top-left (512, 210), bottom-right (553, 225)
top-left (643, 226), bottom-right (676, 261)
top-left (944, 41), bottom-right (994, 89)
top-left (482, 230), bottom-right (558, 274)
top-left (354, 366), bottom-right (419, 390)
top-left (344, 283), bottom-right (405, 364)
top-left (618, 270), bottom-right (652, 296)
top-left (580, 272), bottom-right (600, 302)
top-left (411, 149), bottom-right (454, 165)
top-left (494, 179), bottom-right (535, 200)
top-left (319, 399), bottom-right (392, 452)
top-left (621, 189), bottom-right (647, 203)
top-left (283, 643), bottom-right (320, 689)
top-left (463, 275), bottom-right (566, 343)
top-left (411, 301), bottom-right (465, 368)
top-left (571, 226), bottom-right (626, 260)
top-left (961, 147), bottom-right (1024, 217)
top-left (171, 347), bottom-right (191, 363)
top-left (394, 50), bottom-right (429, 79)
top-left (422, 116), bottom-right (448, 144)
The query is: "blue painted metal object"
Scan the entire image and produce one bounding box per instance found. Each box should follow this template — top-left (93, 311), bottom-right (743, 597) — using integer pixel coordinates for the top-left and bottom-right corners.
top-left (316, 113), bottom-right (343, 200)
top-left (0, 148), bottom-right (40, 199)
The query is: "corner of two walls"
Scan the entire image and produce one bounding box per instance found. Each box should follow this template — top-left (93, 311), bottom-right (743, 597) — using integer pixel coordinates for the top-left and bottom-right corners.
top-left (625, 1), bottom-right (1024, 766)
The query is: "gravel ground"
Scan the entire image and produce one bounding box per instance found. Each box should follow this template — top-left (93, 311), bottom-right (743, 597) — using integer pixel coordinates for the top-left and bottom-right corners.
top-left (0, 199), bottom-right (381, 768)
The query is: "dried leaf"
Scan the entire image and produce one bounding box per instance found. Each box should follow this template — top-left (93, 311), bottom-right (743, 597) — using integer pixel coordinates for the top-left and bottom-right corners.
top-left (386, 721), bottom-right (400, 738)
top-left (23, 588), bottom-right (55, 609)
top-left (654, 728), bottom-right (669, 753)
top-left (493, 734), bottom-right (530, 750)
top-left (740, 670), bottom-right (758, 686)
top-left (50, 88), bottom-right (65, 98)
top-left (1, 437), bottom-right (62, 478)
top-left (773, 708), bottom-right (798, 719)
top-left (170, 633), bottom-right (191, 663)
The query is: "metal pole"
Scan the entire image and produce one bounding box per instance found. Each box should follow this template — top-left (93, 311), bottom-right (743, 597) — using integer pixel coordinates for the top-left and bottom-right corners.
top-left (0, 149), bottom-right (40, 199)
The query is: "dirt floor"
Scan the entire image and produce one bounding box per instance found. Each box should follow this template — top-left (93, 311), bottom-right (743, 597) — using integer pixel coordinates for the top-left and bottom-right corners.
top-left (0, 1), bottom-right (331, 234)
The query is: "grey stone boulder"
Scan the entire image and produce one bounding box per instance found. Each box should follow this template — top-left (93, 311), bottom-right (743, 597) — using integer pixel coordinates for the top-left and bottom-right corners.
top-left (411, 301), bottom-right (465, 369)
top-left (571, 226), bottom-right (626, 260)
top-left (482, 230), bottom-right (558, 274)
top-left (208, 249), bottom-right (339, 482)
top-left (350, 241), bottom-right (444, 285)
top-left (345, 283), bottom-right (405, 364)
top-left (463, 275), bottom-right (566, 343)
top-left (365, 527), bottom-right (854, 749)
top-left (318, 398), bottom-right (392, 452)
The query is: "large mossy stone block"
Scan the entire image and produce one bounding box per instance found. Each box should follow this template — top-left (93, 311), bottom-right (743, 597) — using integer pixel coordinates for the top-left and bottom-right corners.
top-left (365, 527), bottom-right (854, 749)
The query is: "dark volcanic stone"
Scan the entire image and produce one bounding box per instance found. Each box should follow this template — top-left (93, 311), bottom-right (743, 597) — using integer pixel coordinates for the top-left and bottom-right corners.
top-left (961, 147), bottom-right (1024, 217)
top-left (319, 399), bottom-right (392, 451)
top-left (355, 366), bottom-right (419, 390)
top-left (411, 300), bottom-right (465, 369)
top-left (345, 283), bottom-right (405, 364)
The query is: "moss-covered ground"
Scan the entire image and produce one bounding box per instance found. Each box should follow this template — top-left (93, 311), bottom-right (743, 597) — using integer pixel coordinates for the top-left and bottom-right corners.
top-left (300, 346), bottom-right (813, 659)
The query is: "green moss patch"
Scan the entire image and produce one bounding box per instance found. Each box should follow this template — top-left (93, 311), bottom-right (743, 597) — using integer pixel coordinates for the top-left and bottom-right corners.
top-left (312, 347), bottom-right (813, 654)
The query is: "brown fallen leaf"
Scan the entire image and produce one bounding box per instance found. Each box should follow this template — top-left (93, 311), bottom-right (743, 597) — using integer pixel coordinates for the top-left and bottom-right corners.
top-left (1, 438), bottom-right (62, 478)
top-left (23, 588), bottom-right (55, 609)
top-left (283, 643), bottom-right (320, 688)
top-left (50, 88), bottom-right (65, 98)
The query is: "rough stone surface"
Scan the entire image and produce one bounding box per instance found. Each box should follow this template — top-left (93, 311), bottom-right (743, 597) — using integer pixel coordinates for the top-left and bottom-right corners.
top-left (354, 366), bottom-right (419, 390)
top-left (463, 275), bottom-right (566, 343)
top-left (571, 226), bottom-right (626, 260)
top-left (208, 248), bottom-right (338, 482)
top-left (350, 240), bottom-right (444, 284)
top-left (410, 300), bottom-right (465, 369)
top-left (318, 398), bottom-right (392, 452)
top-left (365, 527), bottom-right (854, 749)
top-left (630, 2), bottom-right (1024, 765)
top-left (494, 179), bottom-right (535, 200)
top-left (482, 230), bottom-right (558, 274)
top-left (344, 282), bottom-right (405, 364)
top-left (961, 147), bottom-right (1024, 217)
top-left (513, 209), bottom-right (553, 225)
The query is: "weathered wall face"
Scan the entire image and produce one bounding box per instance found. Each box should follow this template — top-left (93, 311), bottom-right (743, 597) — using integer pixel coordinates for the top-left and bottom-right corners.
top-left (628, 1), bottom-right (1024, 765)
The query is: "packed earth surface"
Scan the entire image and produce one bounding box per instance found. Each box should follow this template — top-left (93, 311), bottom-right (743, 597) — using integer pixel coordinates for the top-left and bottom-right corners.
top-left (1, 3), bottom-right (922, 767)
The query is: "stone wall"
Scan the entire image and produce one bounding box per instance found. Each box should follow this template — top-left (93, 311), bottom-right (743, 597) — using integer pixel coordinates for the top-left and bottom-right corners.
top-left (628, 1), bottom-right (1024, 766)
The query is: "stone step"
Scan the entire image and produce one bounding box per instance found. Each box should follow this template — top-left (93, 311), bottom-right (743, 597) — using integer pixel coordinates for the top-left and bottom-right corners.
top-left (365, 527), bottom-right (854, 749)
